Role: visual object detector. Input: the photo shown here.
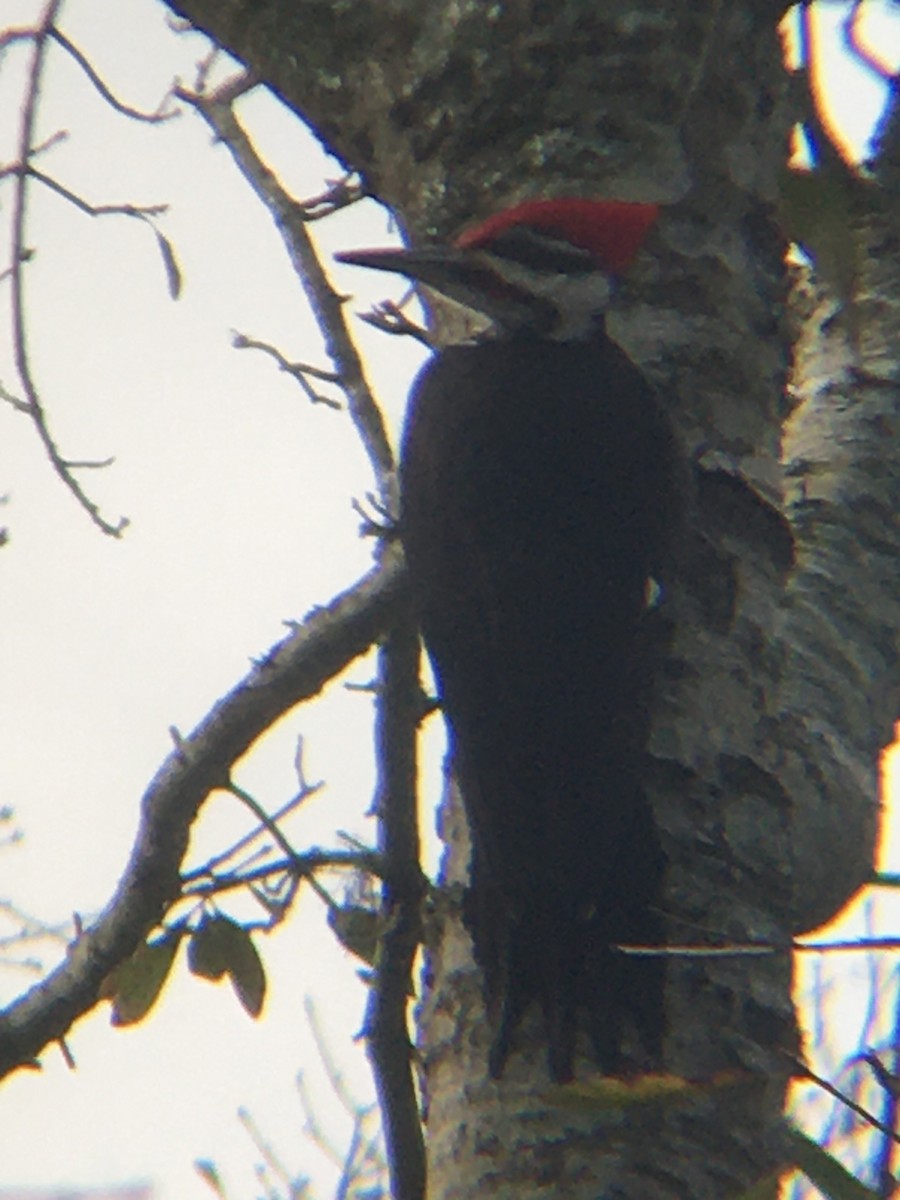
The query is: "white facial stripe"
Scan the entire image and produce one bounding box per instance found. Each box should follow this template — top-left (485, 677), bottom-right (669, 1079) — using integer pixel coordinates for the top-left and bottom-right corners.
top-left (488, 255), bottom-right (613, 339)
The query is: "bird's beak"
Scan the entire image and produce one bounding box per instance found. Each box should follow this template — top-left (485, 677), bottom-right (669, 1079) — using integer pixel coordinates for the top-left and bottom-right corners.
top-left (336, 243), bottom-right (556, 333)
top-left (334, 245), bottom-right (474, 292)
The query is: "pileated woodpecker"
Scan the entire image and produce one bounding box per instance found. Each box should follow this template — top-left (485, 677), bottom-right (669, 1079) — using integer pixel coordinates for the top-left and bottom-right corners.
top-left (338, 198), bottom-right (681, 1082)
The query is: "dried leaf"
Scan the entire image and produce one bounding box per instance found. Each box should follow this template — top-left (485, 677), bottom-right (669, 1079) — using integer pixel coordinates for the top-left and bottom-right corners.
top-left (154, 226), bottom-right (182, 299)
top-left (328, 904), bottom-right (380, 965)
top-left (223, 922), bottom-right (266, 1018)
top-left (189, 914), bottom-right (266, 1018)
top-left (103, 934), bottom-right (179, 1026)
top-left (188, 914), bottom-right (231, 980)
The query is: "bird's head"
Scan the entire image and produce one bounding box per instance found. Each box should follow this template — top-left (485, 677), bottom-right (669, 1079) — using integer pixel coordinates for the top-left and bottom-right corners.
top-left (335, 198), bottom-right (659, 341)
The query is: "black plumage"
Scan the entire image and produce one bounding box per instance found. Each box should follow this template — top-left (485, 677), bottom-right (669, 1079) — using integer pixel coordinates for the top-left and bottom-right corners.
top-left (400, 331), bottom-right (679, 1081)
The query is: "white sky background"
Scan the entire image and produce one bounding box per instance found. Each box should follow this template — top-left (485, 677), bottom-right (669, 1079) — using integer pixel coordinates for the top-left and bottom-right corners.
top-left (0, 2), bottom-right (899, 1198)
top-left (0, 2), bottom-right (433, 1196)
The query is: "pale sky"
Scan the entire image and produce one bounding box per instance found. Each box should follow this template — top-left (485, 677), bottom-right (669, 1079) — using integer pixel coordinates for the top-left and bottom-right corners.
top-left (0, 3), bottom-right (431, 1195)
top-left (0, 2), bottom-right (898, 1197)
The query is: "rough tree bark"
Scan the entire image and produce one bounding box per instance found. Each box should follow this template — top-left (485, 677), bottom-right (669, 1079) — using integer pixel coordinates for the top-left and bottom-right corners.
top-left (163, 2), bottom-right (898, 1197)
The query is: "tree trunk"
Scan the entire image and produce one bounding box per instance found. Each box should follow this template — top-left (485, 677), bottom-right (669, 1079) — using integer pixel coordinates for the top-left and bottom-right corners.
top-left (164, 2), bottom-right (895, 1195)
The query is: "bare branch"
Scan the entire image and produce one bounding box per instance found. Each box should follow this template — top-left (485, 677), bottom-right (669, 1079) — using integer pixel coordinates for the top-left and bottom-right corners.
top-left (363, 595), bottom-right (426, 1200)
top-left (621, 933), bottom-right (900, 958)
top-left (21, 167), bottom-right (182, 297)
top-left (48, 27), bottom-right (180, 123)
top-left (359, 300), bottom-right (431, 346)
top-left (0, 26), bottom-right (39, 54)
top-left (223, 780), bottom-right (303, 863)
top-left (175, 72), bottom-right (398, 514)
top-left (790, 1054), bottom-right (900, 1144)
top-left (59, 455), bottom-right (116, 470)
top-left (182, 848), bottom-right (378, 903)
top-left (303, 998), bottom-right (388, 1198)
top-left (185, 748), bottom-right (324, 882)
top-left (0, 549), bottom-right (406, 1079)
top-left (231, 331), bottom-right (342, 409)
top-left (297, 173), bottom-right (366, 222)
top-left (0, 5), bottom-right (189, 531)
top-left (5, 0), bottom-right (127, 536)
top-left (25, 167), bottom-right (169, 219)
top-left (0, 380), bottom-right (29, 413)
top-left (238, 1105), bottom-right (312, 1198)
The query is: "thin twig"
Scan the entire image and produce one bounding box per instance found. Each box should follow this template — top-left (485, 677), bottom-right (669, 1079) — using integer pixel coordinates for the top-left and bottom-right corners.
top-left (224, 780), bottom-right (301, 862)
top-left (231, 332), bottom-right (342, 409)
top-left (6, 1), bottom-right (126, 535)
top-left (305, 996), bottom-right (367, 1118)
top-left (48, 27), bottom-right (179, 123)
top-left (26, 167), bottom-right (168, 218)
top-left (2, 5), bottom-right (186, 532)
top-left (869, 995), bottom-right (900, 1191)
top-left (176, 72), bottom-right (397, 514)
top-left (239, 1105), bottom-right (311, 1198)
top-left (359, 300), bottom-right (432, 346)
top-left (186, 773), bottom-right (323, 880)
top-left (182, 848), bottom-right (379, 900)
top-left (790, 1054), bottom-right (900, 1145)
top-left (300, 174), bottom-right (366, 222)
top-left (303, 999), bottom-right (389, 1197)
top-left (0, 381), bottom-right (29, 413)
top-left (0, 26), bottom-right (38, 53)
